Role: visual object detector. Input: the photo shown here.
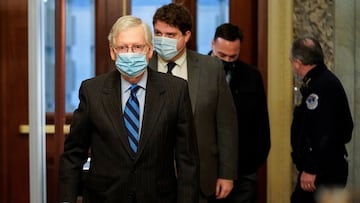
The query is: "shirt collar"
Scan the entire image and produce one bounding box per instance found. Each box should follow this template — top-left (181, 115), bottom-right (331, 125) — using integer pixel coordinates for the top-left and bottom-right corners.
top-left (303, 63), bottom-right (327, 84)
top-left (158, 49), bottom-right (187, 68)
top-left (121, 70), bottom-right (148, 94)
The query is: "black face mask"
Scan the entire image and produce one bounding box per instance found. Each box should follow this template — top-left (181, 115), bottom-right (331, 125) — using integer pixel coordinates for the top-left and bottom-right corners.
top-left (222, 60), bottom-right (237, 73)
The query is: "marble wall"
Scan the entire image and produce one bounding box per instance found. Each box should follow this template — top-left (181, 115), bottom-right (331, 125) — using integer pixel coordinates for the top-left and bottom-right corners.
top-left (334, 0), bottom-right (360, 192)
top-left (293, 0), bottom-right (335, 69)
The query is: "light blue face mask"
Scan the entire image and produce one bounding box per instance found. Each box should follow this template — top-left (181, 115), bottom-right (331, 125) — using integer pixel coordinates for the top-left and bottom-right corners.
top-left (115, 53), bottom-right (148, 78)
top-left (153, 36), bottom-right (180, 61)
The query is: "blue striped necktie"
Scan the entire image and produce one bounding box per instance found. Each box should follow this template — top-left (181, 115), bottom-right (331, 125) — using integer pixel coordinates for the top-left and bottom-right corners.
top-left (124, 84), bottom-right (140, 154)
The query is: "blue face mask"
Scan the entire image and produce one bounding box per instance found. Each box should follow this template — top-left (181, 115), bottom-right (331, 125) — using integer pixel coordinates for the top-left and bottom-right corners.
top-left (115, 53), bottom-right (148, 78)
top-left (153, 36), bottom-right (180, 61)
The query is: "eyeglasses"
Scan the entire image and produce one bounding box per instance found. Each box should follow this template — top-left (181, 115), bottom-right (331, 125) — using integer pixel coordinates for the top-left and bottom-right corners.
top-left (113, 44), bottom-right (146, 53)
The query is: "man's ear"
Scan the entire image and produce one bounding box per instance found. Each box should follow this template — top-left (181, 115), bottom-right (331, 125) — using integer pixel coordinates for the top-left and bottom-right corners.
top-left (147, 45), bottom-right (154, 59)
top-left (109, 45), bottom-right (116, 61)
top-left (211, 40), bottom-right (216, 54)
top-left (294, 58), bottom-right (302, 64)
top-left (293, 58), bottom-right (303, 72)
top-left (184, 30), bottom-right (191, 43)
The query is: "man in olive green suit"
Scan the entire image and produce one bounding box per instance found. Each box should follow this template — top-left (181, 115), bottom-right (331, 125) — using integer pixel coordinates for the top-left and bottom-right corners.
top-left (149, 3), bottom-right (238, 202)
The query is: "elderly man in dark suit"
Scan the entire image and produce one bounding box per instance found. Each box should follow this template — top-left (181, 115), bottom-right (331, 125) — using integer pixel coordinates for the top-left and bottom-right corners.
top-left (58, 15), bottom-right (199, 203)
top-left (149, 3), bottom-right (238, 203)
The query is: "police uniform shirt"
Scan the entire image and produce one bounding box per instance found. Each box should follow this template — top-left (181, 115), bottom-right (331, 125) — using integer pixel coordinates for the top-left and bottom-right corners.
top-left (290, 63), bottom-right (353, 176)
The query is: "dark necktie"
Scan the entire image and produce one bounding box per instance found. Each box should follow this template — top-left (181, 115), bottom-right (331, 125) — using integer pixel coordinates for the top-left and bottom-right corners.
top-left (223, 62), bottom-right (236, 85)
top-left (124, 84), bottom-right (140, 155)
top-left (167, 61), bottom-right (176, 75)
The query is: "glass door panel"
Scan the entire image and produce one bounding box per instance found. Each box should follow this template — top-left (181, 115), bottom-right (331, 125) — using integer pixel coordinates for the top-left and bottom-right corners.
top-left (45, 0), bottom-right (95, 113)
top-left (131, 0), bottom-right (172, 33)
top-left (197, 0), bottom-right (229, 54)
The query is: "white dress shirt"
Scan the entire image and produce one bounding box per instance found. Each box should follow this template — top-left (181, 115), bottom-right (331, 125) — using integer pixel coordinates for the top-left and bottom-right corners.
top-left (157, 50), bottom-right (188, 80)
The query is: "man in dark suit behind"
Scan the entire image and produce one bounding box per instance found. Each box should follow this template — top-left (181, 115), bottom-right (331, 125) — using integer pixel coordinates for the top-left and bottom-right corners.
top-left (208, 23), bottom-right (271, 203)
top-left (149, 3), bottom-right (238, 203)
top-left (58, 15), bottom-right (199, 203)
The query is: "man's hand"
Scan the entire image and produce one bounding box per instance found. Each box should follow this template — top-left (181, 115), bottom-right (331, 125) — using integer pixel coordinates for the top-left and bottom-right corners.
top-left (300, 171), bottom-right (316, 192)
top-left (215, 178), bottom-right (233, 199)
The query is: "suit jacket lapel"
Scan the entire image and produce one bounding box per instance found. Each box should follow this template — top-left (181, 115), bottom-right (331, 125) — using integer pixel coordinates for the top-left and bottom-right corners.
top-left (135, 69), bottom-right (165, 160)
top-left (148, 53), bottom-right (158, 71)
top-left (185, 50), bottom-right (200, 113)
top-left (101, 71), bottom-right (135, 158)
top-left (149, 51), bottom-right (199, 113)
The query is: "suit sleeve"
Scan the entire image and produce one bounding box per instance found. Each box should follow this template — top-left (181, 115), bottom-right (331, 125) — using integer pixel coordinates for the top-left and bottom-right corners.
top-left (175, 81), bottom-right (200, 203)
top-left (215, 59), bottom-right (239, 179)
top-left (58, 81), bottom-right (92, 203)
top-left (252, 71), bottom-right (271, 169)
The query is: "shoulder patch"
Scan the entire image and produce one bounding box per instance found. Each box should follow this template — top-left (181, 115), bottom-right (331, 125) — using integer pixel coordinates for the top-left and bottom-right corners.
top-left (306, 93), bottom-right (319, 110)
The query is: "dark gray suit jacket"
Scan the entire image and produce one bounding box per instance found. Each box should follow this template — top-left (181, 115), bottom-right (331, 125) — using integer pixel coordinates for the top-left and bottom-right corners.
top-left (58, 68), bottom-right (199, 203)
top-left (149, 50), bottom-right (238, 196)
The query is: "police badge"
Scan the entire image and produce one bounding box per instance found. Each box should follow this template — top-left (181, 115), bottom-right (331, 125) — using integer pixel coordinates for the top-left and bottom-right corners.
top-left (306, 93), bottom-right (319, 110)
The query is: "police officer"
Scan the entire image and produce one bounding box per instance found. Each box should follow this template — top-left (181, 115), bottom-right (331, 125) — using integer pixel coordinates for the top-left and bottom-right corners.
top-left (289, 37), bottom-right (353, 203)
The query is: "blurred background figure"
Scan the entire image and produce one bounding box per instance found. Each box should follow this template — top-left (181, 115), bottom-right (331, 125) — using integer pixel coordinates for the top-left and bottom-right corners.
top-left (316, 188), bottom-right (351, 203)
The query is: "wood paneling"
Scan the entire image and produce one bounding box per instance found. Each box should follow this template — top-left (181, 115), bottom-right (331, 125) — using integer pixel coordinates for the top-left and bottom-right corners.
top-left (48, 0), bottom-right (66, 202)
top-left (230, 0), bottom-right (258, 65)
top-left (0, 0), bottom-right (7, 197)
top-left (174, 0), bottom-right (197, 50)
top-left (95, 0), bottom-right (129, 75)
top-left (258, 0), bottom-right (268, 93)
top-left (0, 0), bottom-right (69, 202)
top-left (0, 0), bottom-right (30, 202)
top-left (257, 1), bottom-right (268, 202)
top-left (230, 1), bottom-right (268, 203)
